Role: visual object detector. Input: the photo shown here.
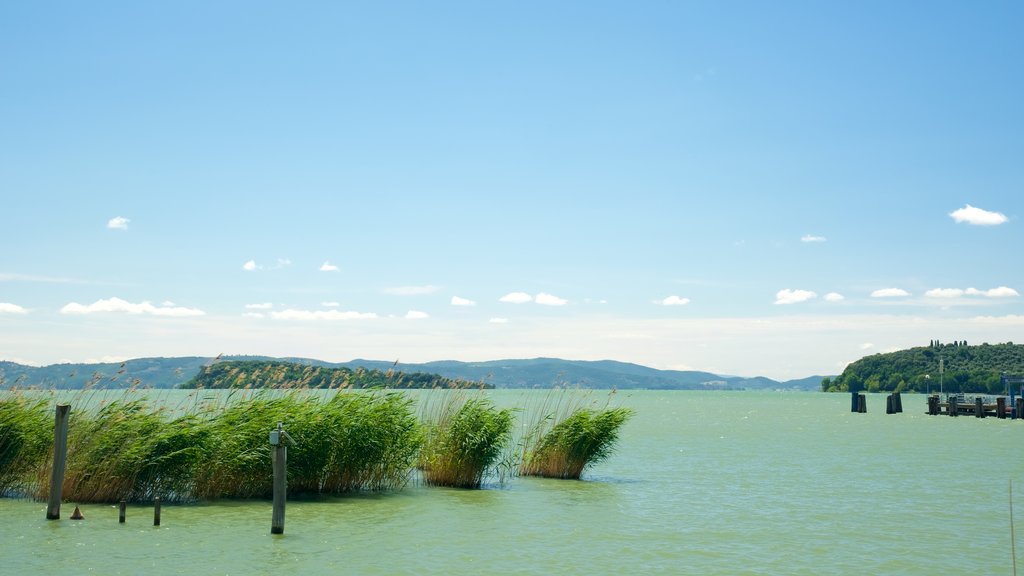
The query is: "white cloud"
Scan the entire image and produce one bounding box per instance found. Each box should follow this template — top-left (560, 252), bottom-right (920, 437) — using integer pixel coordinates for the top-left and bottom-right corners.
top-left (405, 310), bottom-right (429, 320)
top-left (384, 285), bottom-right (439, 296)
top-left (489, 317), bottom-right (509, 324)
top-left (660, 295), bottom-right (691, 306)
top-left (451, 296), bottom-right (476, 307)
top-left (321, 301), bottom-right (340, 307)
top-left (242, 260), bottom-right (259, 271)
top-left (774, 289), bottom-right (817, 305)
top-left (0, 302), bottom-right (28, 314)
top-left (83, 355), bottom-right (130, 364)
top-left (949, 204), bottom-right (1008, 226)
top-left (319, 261), bottom-right (339, 272)
top-left (499, 292), bottom-right (533, 304)
top-left (242, 312), bottom-right (265, 319)
top-left (107, 216), bottom-right (130, 230)
top-left (925, 288), bottom-right (964, 298)
top-left (270, 309), bottom-right (377, 320)
top-left (161, 300), bottom-right (176, 307)
top-left (245, 303), bottom-right (273, 310)
top-left (801, 235), bottom-right (826, 243)
top-left (824, 292), bottom-right (845, 302)
top-left (535, 293), bottom-right (568, 306)
top-left (859, 343), bottom-right (875, 350)
top-left (60, 297), bottom-right (205, 317)
top-left (966, 286), bottom-right (1019, 298)
top-left (871, 288), bottom-right (911, 298)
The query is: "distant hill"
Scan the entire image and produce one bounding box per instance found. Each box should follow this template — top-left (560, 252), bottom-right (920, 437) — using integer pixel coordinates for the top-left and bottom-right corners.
top-left (1, 355), bottom-right (825, 391)
top-left (181, 360), bottom-right (481, 389)
top-left (824, 341), bottom-right (1024, 394)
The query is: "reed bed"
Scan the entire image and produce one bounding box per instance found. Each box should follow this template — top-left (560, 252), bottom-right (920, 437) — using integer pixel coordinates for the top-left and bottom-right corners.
top-left (419, 393), bottom-right (515, 488)
top-left (0, 385), bottom-right (631, 502)
top-left (519, 388), bottom-right (633, 479)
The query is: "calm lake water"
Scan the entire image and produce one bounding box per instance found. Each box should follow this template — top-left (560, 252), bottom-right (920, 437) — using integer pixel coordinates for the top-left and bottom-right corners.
top-left (3, 390), bottom-right (1021, 575)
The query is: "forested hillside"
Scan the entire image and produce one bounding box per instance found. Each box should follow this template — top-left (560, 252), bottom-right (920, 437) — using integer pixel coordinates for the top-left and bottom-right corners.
top-left (180, 360), bottom-right (485, 389)
top-left (823, 341), bottom-right (1024, 394)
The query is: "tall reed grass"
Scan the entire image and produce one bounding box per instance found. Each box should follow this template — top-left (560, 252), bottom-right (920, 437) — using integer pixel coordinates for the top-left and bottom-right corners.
top-left (419, 393), bottom-right (514, 488)
top-left (0, 396), bottom-right (51, 495)
top-left (519, 388), bottom-right (633, 479)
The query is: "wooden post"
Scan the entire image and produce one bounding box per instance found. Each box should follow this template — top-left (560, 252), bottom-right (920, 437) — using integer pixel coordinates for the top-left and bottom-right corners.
top-left (119, 500), bottom-right (127, 523)
top-left (1017, 398), bottom-right (1024, 420)
top-left (949, 395), bottom-right (958, 417)
top-left (886, 394), bottom-right (894, 414)
top-left (154, 497), bottom-right (161, 526)
top-left (46, 404), bottom-right (71, 520)
top-left (975, 397), bottom-right (985, 418)
top-left (857, 394), bottom-right (867, 413)
top-left (894, 391), bottom-right (903, 413)
top-left (997, 397), bottom-right (1007, 419)
top-left (270, 423), bottom-right (290, 535)
top-left (850, 391), bottom-right (858, 413)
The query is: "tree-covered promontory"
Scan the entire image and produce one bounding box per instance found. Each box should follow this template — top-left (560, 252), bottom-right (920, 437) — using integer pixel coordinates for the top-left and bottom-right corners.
top-left (180, 360), bottom-right (487, 390)
top-left (823, 341), bottom-right (1024, 393)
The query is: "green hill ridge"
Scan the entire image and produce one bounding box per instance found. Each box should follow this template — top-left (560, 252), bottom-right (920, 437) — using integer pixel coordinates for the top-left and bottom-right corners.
top-left (181, 360), bottom-right (481, 389)
top-left (823, 341), bottom-right (1024, 394)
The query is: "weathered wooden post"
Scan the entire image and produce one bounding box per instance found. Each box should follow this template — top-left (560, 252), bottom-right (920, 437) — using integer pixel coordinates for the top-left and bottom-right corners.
top-left (857, 394), bottom-right (867, 413)
top-left (46, 404), bottom-right (71, 520)
top-left (270, 423), bottom-right (295, 535)
top-left (975, 397), bottom-right (985, 418)
top-left (119, 500), bottom-right (127, 523)
top-left (948, 395), bottom-right (958, 417)
top-left (154, 497), bottom-right (161, 526)
top-left (997, 397), bottom-right (1007, 419)
top-left (886, 394), bottom-right (895, 414)
top-left (850, 391), bottom-right (858, 413)
top-left (894, 391), bottom-right (903, 413)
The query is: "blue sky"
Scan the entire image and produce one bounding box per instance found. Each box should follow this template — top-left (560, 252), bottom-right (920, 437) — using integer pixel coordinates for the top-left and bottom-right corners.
top-left (2, 1), bottom-right (1022, 380)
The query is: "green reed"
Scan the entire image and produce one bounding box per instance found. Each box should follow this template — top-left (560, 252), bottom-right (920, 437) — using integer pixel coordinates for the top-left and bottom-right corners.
top-left (520, 406), bottom-right (633, 479)
top-left (419, 394), bottom-right (514, 488)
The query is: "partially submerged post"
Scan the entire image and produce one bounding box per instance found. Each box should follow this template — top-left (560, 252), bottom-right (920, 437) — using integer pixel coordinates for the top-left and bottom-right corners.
top-left (46, 404), bottom-right (71, 520)
top-left (119, 500), bottom-right (126, 523)
top-left (270, 423), bottom-right (295, 535)
top-left (154, 497), bottom-right (161, 526)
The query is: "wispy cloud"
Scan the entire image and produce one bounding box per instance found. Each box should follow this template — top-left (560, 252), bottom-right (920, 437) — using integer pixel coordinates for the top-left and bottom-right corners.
top-left (242, 312), bottom-right (265, 319)
top-left (451, 296), bottom-right (476, 307)
top-left (489, 317), bottom-right (509, 324)
top-left (242, 260), bottom-right (259, 271)
top-left (800, 234), bottom-right (826, 243)
top-left (270, 309), bottom-right (377, 320)
top-left (405, 310), bottom-right (429, 319)
top-left (535, 293), bottom-right (568, 306)
top-left (245, 303), bottom-right (273, 310)
top-left (966, 286), bottom-right (1019, 298)
top-left (60, 297), bottom-right (205, 317)
top-left (659, 295), bottom-right (690, 306)
top-left (319, 261), bottom-right (339, 272)
top-left (949, 204), bottom-right (1008, 226)
top-left (824, 292), bottom-right (845, 302)
top-left (859, 343), bottom-right (874, 350)
top-left (499, 292), bottom-right (533, 304)
top-left (0, 302), bottom-right (28, 314)
top-left (774, 289), bottom-right (817, 305)
top-left (871, 288), bottom-right (911, 298)
top-left (107, 216), bottom-right (130, 230)
top-left (925, 288), bottom-right (964, 298)
top-left (321, 301), bottom-right (340, 307)
top-left (384, 285), bottom-right (439, 296)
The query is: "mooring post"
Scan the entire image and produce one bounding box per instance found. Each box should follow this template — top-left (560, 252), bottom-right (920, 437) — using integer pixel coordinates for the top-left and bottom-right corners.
top-left (154, 497), bottom-right (161, 526)
top-left (270, 422), bottom-right (294, 535)
top-left (949, 395), bottom-right (958, 417)
top-left (119, 500), bottom-right (127, 523)
top-left (850, 391), bottom-right (858, 413)
top-left (894, 391), bottom-right (902, 413)
top-left (886, 394), bottom-right (894, 414)
top-left (975, 397), bottom-right (984, 418)
top-left (857, 394), bottom-right (867, 413)
top-left (46, 404), bottom-right (71, 520)
top-left (997, 397), bottom-right (1007, 419)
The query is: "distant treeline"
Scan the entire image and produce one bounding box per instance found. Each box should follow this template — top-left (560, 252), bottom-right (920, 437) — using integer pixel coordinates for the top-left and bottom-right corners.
top-left (181, 360), bottom-right (489, 390)
top-left (823, 342), bottom-right (1024, 394)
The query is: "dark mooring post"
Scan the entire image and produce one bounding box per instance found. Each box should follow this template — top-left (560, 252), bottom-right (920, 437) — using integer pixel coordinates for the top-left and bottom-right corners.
top-left (119, 500), bottom-right (127, 523)
top-left (154, 497), bottom-right (161, 526)
top-left (857, 394), bottom-right (867, 413)
top-left (975, 397), bottom-right (985, 418)
top-left (886, 394), bottom-right (895, 414)
top-left (948, 395), bottom-right (958, 417)
top-left (270, 423), bottom-right (294, 535)
top-left (894, 391), bottom-right (903, 413)
top-left (850, 391), bottom-right (858, 413)
top-left (997, 397), bottom-right (1007, 419)
top-left (46, 404), bottom-right (71, 520)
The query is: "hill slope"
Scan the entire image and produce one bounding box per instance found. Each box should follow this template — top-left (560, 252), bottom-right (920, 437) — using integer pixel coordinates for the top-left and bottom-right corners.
top-left (825, 342), bottom-right (1024, 394)
top-left (1, 356), bottom-right (825, 391)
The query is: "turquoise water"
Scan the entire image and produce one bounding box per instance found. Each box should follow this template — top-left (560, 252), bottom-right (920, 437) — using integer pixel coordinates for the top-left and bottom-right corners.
top-left (3, 391), bottom-right (1022, 575)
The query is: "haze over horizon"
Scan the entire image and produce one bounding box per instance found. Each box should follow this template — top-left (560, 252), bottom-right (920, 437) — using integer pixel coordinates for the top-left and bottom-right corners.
top-left (2, 2), bottom-right (1022, 380)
